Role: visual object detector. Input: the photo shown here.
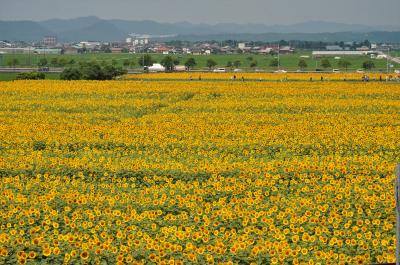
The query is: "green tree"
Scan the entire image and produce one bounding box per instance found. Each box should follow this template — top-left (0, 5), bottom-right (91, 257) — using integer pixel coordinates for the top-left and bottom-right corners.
top-left (138, 54), bottom-right (154, 67)
top-left (64, 61), bottom-right (127, 80)
top-left (80, 62), bottom-right (104, 80)
top-left (270, 58), bottom-right (279, 68)
top-left (102, 64), bottom-right (127, 79)
top-left (233, 60), bottom-right (241, 68)
top-left (362, 60), bottom-right (375, 70)
top-left (226, 61), bottom-right (233, 68)
top-left (184, 58), bottom-right (196, 70)
top-left (298, 59), bottom-right (308, 70)
top-left (338, 60), bottom-right (351, 71)
top-left (250, 60), bottom-right (258, 68)
top-left (38, 58), bottom-right (48, 67)
top-left (60, 68), bottom-right (82, 80)
top-left (160, 56), bottom-right (179, 72)
top-left (321, 59), bottom-right (331, 69)
top-left (16, 72), bottom-right (45, 80)
top-left (206, 59), bottom-right (217, 69)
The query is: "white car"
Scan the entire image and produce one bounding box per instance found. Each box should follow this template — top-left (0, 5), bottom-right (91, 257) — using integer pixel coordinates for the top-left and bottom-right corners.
top-left (274, 69), bottom-right (287, 73)
top-left (233, 68), bottom-right (243, 72)
top-left (332, 69), bottom-right (340, 73)
top-left (394, 69), bottom-right (400, 74)
top-left (356, 69), bottom-right (365, 73)
top-left (213, 68), bottom-right (226, 73)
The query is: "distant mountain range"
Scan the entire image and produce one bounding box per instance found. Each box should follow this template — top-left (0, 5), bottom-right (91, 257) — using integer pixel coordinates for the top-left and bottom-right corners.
top-left (0, 16), bottom-right (399, 42)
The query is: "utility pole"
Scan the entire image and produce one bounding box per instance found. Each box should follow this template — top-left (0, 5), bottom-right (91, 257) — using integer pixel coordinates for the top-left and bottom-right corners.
top-left (28, 46), bottom-right (31, 68)
top-left (278, 43), bottom-right (281, 70)
top-left (387, 47), bottom-right (390, 74)
top-left (12, 47), bottom-right (15, 72)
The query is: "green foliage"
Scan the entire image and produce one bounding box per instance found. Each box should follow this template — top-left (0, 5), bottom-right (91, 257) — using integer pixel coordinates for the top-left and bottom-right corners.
top-left (321, 59), bottom-right (331, 69)
top-left (80, 62), bottom-right (104, 80)
top-left (60, 68), bottom-right (82, 80)
top-left (102, 64), bottom-right (127, 79)
top-left (60, 62), bottom-right (127, 80)
top-left (233, 60), bottom-right (241, 68)
top-left (122, 59), bottom-right (136, 68)
top-left (58, 58), bottom-right (68, 66)
top-left (16, 72), bottom-right (45, 80)
top-left (180, 92), bottom-right (196, 101)
top-left (270, 58), bottom-right (279, 67)
top-left (38, 58), bottom-right (48, 67)
top-left (298, 59), bottom-right (308, 69)
top-left (184, 58), bottom-right (196, 70)
top-left (338, 60), bottom-right (351, 70)
top-left (138, 54), bottom-right (154, 67)
top-left (160, 56), bottom-right (179, 72)
top-left (33, 141), bottom-right (46, 151)
top-left (362, 60), bottom-right (375, 70)
top-left (250, 60), bottom-right (258, 68)
top-left (123, 59), bottom-right (130, 67)
top-left (206, 59), bottom-right (217, 69)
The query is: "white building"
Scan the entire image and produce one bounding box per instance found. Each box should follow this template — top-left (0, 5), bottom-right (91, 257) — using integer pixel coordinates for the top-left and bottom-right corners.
top-left (78, 41), bottom-right (101, 50)
top-left (0, 47), bottom-right (34, 54)
top-left (34, 48), bottom-right (62, 54)
top-left (43, 36), bottom-right (57, 47)
top-left (238, 43), bottom-right (246, 49)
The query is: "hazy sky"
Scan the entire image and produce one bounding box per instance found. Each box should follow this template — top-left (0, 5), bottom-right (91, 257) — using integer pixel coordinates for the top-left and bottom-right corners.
top-left (1, 0), bottom-right (399, 25)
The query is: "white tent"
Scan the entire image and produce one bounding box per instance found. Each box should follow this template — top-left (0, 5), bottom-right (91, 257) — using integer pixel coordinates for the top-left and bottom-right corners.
top-left (147, 64), bottom-right (165, 72)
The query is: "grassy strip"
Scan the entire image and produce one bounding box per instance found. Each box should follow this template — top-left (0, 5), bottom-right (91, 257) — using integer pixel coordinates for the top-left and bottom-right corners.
top-left (0, 72), bottom-right (60, 81)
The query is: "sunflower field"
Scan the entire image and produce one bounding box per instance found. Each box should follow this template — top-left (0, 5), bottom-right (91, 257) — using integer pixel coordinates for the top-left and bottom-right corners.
top-left (0, 80), bottom-right (399, 265)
